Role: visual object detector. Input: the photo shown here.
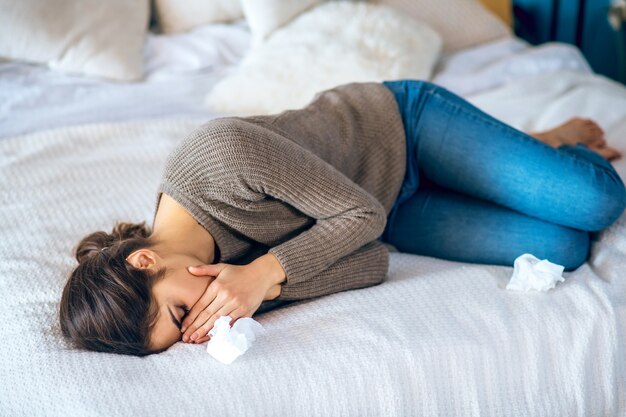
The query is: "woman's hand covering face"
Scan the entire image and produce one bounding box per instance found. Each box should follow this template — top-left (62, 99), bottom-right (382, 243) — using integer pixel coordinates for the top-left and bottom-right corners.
top-left (180, 262), bottom-right (275, 344)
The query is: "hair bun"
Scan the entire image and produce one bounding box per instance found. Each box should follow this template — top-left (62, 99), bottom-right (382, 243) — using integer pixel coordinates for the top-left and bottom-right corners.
top-left (111, 221), bottom-right (150, 241)
top-left (75, 221), bottom-right (151, 263)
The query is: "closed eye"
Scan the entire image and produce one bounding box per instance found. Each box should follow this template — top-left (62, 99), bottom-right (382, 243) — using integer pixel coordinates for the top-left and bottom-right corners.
top-left (177, 305), bottom-right (190, 328)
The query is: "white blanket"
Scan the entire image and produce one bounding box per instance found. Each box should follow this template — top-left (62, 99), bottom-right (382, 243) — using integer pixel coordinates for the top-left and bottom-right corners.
top-left (0, 105), bottom-right (625, 416)
top-left (2, 22), bottom-right (626, 416)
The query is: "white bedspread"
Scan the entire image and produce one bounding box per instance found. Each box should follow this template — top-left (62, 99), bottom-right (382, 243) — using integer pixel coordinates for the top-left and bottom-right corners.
top-left (0, 111), bottom-right (625, 416)
top-left (2, 21), bottom-right (626, 416)
top-left (0, 21), bottom-right (251, 138)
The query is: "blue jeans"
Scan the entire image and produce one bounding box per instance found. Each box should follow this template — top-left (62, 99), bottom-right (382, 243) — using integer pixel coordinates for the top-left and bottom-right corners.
top-left (379, 79), bottom-right (626, 271)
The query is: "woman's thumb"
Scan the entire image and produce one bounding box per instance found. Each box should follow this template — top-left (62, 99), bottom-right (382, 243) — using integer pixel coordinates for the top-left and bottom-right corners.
top-left (187, 263), bottom-right (221, 275)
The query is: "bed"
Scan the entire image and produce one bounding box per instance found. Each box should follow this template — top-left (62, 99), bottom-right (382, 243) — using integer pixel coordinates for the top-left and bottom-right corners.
top-left (1, 1), bottom-right (626, 416)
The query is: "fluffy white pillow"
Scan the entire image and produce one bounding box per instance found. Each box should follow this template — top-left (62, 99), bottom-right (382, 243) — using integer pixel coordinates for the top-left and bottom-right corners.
top-left (155, 0), bottom-right (244, 34)
top-left (205, 2), bottom-right (442, 116)
top-left (240, 0), bottom-right (321, 45)
top-left (0, 0), bottom-right (149, 81)
top-left (370, 0), bottom-right (512, 52)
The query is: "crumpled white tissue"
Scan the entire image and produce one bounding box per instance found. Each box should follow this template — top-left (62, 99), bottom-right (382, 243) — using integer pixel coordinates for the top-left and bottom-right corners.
top-left (506, 253), bottom-right (565, 292)
top-left (206, 315), bottom-right (266, 364)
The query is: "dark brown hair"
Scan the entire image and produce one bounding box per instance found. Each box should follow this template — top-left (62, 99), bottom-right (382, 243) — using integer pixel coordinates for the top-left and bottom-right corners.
top-left (60, 221), bottom-right (167, 356)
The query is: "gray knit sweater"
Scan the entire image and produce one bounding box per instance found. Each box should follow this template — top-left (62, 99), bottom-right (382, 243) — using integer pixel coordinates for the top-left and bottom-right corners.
top-left (153, 82), bottom-right (406, 302)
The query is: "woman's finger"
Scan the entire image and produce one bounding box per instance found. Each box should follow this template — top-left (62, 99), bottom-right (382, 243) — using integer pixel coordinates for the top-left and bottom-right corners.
top-left (193, 311), bottom-right (250, 344)
top-left (194, 335), bottom-right (210, 344)
top-left (183, 296), bottom-right (224, 342)
top-left (190, 305), bottom-right (239, 342)
top-left (181, 282), bottom-right (219, 334)
top-left (183, 307), bottom-right (213, 342)
top-left (183, 286), bottom-right (231, 342)
top-left (187, 263), bottom-right (226, 277)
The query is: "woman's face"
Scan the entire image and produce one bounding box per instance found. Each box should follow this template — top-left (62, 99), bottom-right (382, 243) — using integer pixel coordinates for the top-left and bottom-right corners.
top-left (126, 249), bottom-right (215, 352)
top-left (149, 267), bottom-right (214, 352)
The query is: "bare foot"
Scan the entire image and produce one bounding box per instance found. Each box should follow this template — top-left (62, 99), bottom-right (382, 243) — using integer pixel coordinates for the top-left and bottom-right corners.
top-left (531, 117), bottom-right (605, 147)
top-left (588, 144), bottom-right (622, 161)
top-left (530, 117), bottom-right (622, 161)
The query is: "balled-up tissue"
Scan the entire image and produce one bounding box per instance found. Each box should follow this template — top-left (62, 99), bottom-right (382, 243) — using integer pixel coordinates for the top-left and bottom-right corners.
top-left (206, 315), bottom-right (266, 364)
top-left (506, 253), bottom-right (565, 292)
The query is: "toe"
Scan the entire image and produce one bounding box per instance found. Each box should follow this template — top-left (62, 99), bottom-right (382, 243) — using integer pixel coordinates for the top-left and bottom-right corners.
top-left (596, 146), bottom-right (621, 161)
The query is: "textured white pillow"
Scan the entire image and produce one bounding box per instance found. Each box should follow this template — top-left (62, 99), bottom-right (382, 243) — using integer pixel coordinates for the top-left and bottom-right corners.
top-left (241, 0), bottom-right (321, 45)
top-left (155, 0), bottom-right (244, 34)
top-left (205, 2), bottom-right (442, 116)
top-left (0, 0), bottom-right (149, 81)
top-left (370, 0), bottom-right (512, 52)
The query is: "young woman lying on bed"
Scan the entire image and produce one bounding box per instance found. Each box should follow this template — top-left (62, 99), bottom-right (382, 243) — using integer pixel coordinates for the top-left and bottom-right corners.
top-left (59, 80), bottom-right (626, 356)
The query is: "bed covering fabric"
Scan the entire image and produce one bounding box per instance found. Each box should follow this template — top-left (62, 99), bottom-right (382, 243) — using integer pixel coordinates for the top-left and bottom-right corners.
top-left (2, 18), bottom-right (626, 417)
top-left (0, 35), bottom-right (594, 139)
top-left (0, 115), bottom-right (625, 416)
top-left (0, 0), bottom-right (150, 81)
top-left (204, 2), bottom-right (443, 116)
top-left (0, 20), bottom-right (253, 139)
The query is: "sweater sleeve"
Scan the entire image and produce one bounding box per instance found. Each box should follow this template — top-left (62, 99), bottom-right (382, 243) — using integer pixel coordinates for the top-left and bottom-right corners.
top-left (226, 120), bottom-right (388, 288)
top-left (274, 239), bottom-right (389, 301)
